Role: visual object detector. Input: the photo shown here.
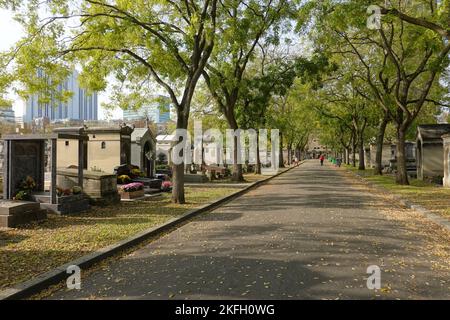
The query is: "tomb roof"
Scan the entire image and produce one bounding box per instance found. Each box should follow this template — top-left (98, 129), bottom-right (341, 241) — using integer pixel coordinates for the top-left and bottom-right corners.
top-left (417, 124), bottom-right (450, 141)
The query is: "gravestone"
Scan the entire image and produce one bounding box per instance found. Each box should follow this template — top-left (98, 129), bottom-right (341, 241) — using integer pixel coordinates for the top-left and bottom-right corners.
top-left (4, 139), bottom-right (46, 199)
top-left (0, 200), bottom-right (47, 228)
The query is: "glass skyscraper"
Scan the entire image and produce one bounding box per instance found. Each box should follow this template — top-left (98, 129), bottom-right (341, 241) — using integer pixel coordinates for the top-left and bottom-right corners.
top-left (24, 70), bottom-right (98, 123)
top-left (123, 95), bottom-right (172, 123)
top-left (0, 105), bottom-right (15, 123)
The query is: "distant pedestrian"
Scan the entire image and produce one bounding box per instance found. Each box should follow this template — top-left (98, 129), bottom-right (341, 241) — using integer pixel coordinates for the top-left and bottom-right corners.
top-left (319, 154), bottom-right (325, 166)
top-left (336, 157), bottom-right (342, 167)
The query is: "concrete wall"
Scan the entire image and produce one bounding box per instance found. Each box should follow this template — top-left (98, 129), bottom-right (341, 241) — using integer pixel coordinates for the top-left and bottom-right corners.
top-left (57, 132), bottom-right (125, 174)
top-left (130, 143), bottom-right (141, 168)
top-left (418, 143), bottom-right (444, 180)
top-left (57, 139), bottom-right (80, 169)
top-left (368, 144), bottom-right (393, 168)
top-left (443, 138), bottom-right (450, 187)
top-left (87, 133), bottom-right (122, 173)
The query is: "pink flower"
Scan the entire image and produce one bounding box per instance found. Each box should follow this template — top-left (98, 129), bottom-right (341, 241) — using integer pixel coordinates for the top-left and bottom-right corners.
top-left (161, 181), bottom-right (172, 191)
top-left (121, 182), bottom-right (144, 192)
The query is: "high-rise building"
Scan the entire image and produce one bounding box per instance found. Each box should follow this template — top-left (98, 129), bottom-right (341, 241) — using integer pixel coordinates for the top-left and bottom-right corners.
top-left (0, 105), bottom-right (15, 123)
top-left (24, 70), bottom-right (98, 123)
top-left (123, 95), bottom-right (171, 123)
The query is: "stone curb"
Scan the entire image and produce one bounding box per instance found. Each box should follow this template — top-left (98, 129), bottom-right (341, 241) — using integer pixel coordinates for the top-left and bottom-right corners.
top-left (347, 169), bottom-right (450, 233)
top-left (0, 163), bottom-right (302, 300)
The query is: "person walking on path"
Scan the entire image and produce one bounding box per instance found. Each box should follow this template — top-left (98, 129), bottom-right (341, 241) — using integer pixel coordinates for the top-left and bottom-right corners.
top-left (319, 154), bottom-right (325, 166)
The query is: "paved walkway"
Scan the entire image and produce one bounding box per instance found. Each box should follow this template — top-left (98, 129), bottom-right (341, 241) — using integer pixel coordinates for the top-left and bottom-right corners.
top-left (48, 161), bottom-right (450, 300)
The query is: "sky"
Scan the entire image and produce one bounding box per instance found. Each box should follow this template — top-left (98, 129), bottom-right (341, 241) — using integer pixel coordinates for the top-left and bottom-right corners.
top-left (0, 9), bottom-right (123, 120)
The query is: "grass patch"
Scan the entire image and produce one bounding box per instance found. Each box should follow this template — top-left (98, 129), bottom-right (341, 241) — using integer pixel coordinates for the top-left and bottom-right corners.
top-left (0, 187), bottom-right (237, 290)
top-left (344, 165), bottom-right (450, 219)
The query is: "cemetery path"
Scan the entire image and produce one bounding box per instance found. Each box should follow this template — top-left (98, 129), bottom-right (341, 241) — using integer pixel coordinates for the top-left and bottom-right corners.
top-left (47, 160), bottom-right (450, 300)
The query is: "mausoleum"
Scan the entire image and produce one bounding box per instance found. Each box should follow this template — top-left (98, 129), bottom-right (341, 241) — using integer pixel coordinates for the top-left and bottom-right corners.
top-left (416, 124), bottom-right (450, 181)
top-left (131, 127), bottom-right (156, 178)
top-left (55, 125), bottom-right (134, 173)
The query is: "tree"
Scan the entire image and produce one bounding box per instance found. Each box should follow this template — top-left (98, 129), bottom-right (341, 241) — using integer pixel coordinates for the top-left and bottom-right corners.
top-left (233, 49), bottom-right (310, 173)
top-left (202, 0), bottom-right (294, 181)
top-left (281, 81), bottom-right (317, 164)
top-left (0, 0), bottom-right (218, 203)
top-left (311, 0), bottom-right (450, 184)
top-left (380, 1), bottom-right (449, 40)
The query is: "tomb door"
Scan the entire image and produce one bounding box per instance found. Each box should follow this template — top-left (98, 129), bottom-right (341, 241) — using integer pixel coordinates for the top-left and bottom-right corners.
top-left (120, 139), bottom-right (131, 165)
top-left (10, 140), bottom-right (45, 196)
top-left (143, 141), bottom-right (152, 178)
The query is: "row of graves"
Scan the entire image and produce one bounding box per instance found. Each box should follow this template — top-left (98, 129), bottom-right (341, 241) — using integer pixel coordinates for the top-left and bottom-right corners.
top-left (1, 124), bottom-right (243, 228)
top-left (155, 134), bottom-right (232, 183)
top-left (366, 142), bottom-right (417, 176)
top-left (0, 125), bottom-right (163, 228)
top-left (366, 124), bottom-right (450, 185)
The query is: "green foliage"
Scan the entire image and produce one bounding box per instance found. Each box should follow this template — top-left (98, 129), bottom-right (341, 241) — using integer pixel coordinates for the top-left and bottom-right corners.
top-left (14, 190), bottom-right (31, 201)
top-left (204, 0), bottom-right (298, 129)
top-left (0, 0), bottom-right (217, 123)
top-left (156, 164), bottom-right (170, 171)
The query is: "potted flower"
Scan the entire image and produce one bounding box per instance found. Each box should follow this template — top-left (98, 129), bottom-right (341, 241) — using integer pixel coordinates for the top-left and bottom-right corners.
top-left (119, 182), bottom-right (145, 200)
top-left (117, 175), bottom-right (132, 184)
top-left (161, 181), bottom-right (173, 192)
top-left (13, 176), bottom-right (37, 201)
top-left (72, 186), bottom-right (83, 195)
top-left (13, 190), bottom-right (32, 201)
top-left (131, 168), bottom-right (145, 178)
top-left (19, 176), bottom-right (37, 191)
top-left (56, 187), bottom-right (72, 197)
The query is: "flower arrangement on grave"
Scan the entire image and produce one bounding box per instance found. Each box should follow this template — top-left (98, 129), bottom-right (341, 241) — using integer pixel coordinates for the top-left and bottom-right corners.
top-left (19, 176), bottom-right (37, 191)
top-left (161, 180), bottom-right (173, 192)
top-left (14, 190), bottom-right (31, 201)
top-left (56, 187), bottom-right (72, 197)
top-left (120, 182), bottom-right (144, 193)
top-left (131, 168), bottom-right (145, 178)
top-left (72, 186), bottom-right (83, 195)
top-left (13, 176), bottom-right (37, 201)
top-left (117, 175), bottom-right (132, 184)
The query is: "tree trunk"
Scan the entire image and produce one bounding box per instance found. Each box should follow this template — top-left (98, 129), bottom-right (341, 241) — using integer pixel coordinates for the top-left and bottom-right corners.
top-left (172, 163), bottom-right (185, 204)
top-left (255, 133), bottom-right (261, 174)
top-left (279, 132), bottom-right (285, 168)
top-left (345, 148), bottom-right (350, 165)
top-left (374, 114), bottom-right (389, 175)
top-left (358, 135), bottom-right (365, 170)
top-left (287, 148), bottom-right (290, 166)
top-left (232, 135), bottom-right (244, 181)
top-left (172, 114), bottom-right (188, 204)
top-left (287, 144), bottom-right (293, 166)
top-left (396, 127), bottom-right (409, 185)
top-left (352, 141), bottom-right (357, 167)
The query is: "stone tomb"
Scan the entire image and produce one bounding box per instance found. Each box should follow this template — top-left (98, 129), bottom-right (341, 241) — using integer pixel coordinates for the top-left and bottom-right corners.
top-left (57, 168), bottom-right (120, 205)
top-left (2, 132), bottom-right (89, 218)
top-left (416, 124), bottom-right (450, 182)
top-left (387, 142), bottom-right (417, 176)
top-left (367, 142), bottom-right (395, 169)
top-left (55, 125), bottom-right (134, 174)
top-left (0, 200), bottom-right (47, 228)
top-left (441, 134), bottom-right (450, 187)
top-left (131, 127), bottom-right (156, 178)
